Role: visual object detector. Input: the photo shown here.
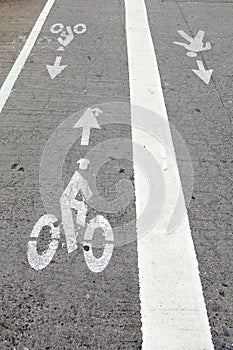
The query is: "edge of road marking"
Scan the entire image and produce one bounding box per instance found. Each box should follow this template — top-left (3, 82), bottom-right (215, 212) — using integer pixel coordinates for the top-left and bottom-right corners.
top-left (124, 0), bottom-right (215, 349)
top-left (0, 0), bottom-right (57, 114)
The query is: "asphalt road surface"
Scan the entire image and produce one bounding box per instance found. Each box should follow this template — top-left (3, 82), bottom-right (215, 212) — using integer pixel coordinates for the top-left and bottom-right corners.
top-left (0, 0), bottom-right (232, 349)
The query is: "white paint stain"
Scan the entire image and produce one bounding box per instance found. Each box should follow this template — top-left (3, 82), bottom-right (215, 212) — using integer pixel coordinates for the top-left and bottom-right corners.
top-left (77, 158), bottom-right (90, 170)
top-left (92, 107), bottom-right (103, 117)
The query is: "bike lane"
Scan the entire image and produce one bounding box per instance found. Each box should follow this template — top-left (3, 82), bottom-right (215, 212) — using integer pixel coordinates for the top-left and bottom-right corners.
top-left (145, 1), bottom-right (233, 349)
top-left (1, 0), bottom-right (231, 349)
top-left (0, 0), bottom-right (142, 349)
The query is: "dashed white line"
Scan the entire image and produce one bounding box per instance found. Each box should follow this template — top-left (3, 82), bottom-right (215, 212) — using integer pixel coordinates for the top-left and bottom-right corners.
top-left (0, 0), bottom-right (57, 113)
top-left (124, 0), bottom-right (214, 348)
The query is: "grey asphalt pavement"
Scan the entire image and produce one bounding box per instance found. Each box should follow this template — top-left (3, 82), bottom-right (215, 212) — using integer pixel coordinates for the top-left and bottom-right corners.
top-left (0, 0), bottom-right (232, 349)
top-left (145, 1), bottom-right (233, 349)
top-left (0, 1), bottom-right (142, 349)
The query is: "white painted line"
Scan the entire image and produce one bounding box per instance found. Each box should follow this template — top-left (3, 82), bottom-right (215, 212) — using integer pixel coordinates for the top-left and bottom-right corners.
top-left (0, 0), bottom-right (57, 113)
top-left (124, 0), bottom-right (214, 349)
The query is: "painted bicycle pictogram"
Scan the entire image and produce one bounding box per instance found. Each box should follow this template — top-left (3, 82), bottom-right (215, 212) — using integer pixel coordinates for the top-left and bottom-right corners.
top-left (27, 158), bottom-right (114, 273)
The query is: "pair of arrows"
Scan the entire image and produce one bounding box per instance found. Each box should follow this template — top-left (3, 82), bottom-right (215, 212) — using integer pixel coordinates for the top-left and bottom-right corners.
top-left (47, 57), bottom-right (213, 85)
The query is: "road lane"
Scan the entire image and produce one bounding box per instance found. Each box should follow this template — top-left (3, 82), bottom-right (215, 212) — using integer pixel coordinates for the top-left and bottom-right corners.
top-left (145, 1), bottom-right (233, 349)
top-left (0, 0), bottom-right (232, 349)
top-left (0, 0), bottom-right (142, 348)
top-left (125, 0), bottom-right (213, 348)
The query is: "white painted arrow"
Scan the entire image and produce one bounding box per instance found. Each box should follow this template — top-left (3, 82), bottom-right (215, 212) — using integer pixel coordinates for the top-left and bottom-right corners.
top-left (192, 60), bottom-right (213, 85)
top-left (73, 108), bottom-right (101, 145)
top-left (46, 56), bottom-right (67, 79)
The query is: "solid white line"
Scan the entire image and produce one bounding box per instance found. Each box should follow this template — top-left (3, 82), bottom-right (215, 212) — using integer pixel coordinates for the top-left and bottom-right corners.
top-left (124, 0), bottom-right (214, 349)
top-left (0, 0), bottom-right (57, 113)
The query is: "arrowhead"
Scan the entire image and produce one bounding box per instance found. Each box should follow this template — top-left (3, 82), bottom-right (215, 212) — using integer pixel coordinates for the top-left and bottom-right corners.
top-left (46, 64), bottom-right (67, 79)
top-left (73, 108), bottom-right (101, 129)
top-left (192, 69), bottom-right (213, 85)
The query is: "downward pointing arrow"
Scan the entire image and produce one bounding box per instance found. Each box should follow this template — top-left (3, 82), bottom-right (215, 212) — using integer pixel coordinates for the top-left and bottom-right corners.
top-left (46, 56), bottom-right (67, 79)
top-left (73, 108), bottom-right (101, 145)
top-left (192, 60), bottom-right (213, 85)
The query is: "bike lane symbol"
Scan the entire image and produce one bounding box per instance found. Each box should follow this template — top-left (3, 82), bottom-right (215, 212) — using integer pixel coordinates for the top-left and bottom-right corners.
top-left (50, 22), bottom-right (87, 51)
top-left (46, 21), bottom-right (87, 79)
top-left (27, 158), bottom-right (114, 273)
top-left (174, 30), bottom-right (211, 57)
top-left (27, 103), bottom-right (194, 275)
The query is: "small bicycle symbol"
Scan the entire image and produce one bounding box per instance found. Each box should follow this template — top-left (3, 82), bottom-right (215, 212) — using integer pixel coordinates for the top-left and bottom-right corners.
top-left (27, 159), bottom-right (114, 273)
top-left (50, 22), bottom-right (87, 50)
